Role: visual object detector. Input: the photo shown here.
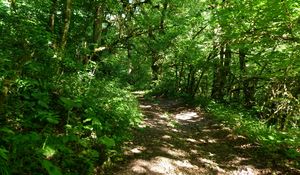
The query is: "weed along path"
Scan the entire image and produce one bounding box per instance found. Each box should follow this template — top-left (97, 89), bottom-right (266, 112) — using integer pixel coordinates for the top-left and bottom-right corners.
top-left (108, 92), bottom-right (298, 175)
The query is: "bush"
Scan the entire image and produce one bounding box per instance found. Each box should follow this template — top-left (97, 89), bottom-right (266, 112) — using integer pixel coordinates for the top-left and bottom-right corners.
top-left (0, 61), bottom-right (142, 174)
top-left (207, 102), bottom-right (300, 161)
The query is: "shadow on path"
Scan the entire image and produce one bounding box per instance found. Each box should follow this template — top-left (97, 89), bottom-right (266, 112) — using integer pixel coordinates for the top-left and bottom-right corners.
top-left (109, 93), bottom-right (299, 175)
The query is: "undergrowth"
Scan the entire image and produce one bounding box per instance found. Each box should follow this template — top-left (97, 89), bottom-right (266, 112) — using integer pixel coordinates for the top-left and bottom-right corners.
top-left (0, 61), bottom-right (142, 174)
top-left (206, 101), bottom-right (300, 168)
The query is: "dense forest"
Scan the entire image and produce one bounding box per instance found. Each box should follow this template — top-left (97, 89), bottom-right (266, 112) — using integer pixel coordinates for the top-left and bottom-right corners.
top-left (0, 0), bottom-right (299, 174)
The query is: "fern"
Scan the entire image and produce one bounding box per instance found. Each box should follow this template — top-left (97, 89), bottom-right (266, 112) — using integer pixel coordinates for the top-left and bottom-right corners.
top-left (0, 148), bottom-right (9, 175)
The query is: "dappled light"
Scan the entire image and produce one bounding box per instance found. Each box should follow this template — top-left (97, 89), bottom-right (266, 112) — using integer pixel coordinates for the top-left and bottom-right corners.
top-left (139, 104), bottom-right (152, 109)
top-left (186, 138), bottom-right (197, 143)
top-left (159, 147), bottom-right (187, 157)
top-left (127, 146), bottom-right (147, 155)
top-left (1, 0), bottom-right (299, 174)
top-left (109, 97), bottom-right (299, 175)
top-left (175, 111), bottom-right (199, 121)
top-left (130, 157), bottom-right (200, 175)
top-left (198, 158), bottom-right (226, 173)
top-left (162, 135), bottom-right (172, 140)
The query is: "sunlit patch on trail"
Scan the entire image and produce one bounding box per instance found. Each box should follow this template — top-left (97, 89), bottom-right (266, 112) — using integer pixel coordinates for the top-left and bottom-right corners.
top-left (130, 157), bottom-right (199, 175)
top-left (198, 158), bottom-right (226, 173)
top-left (137, 122), bottom-right (147, 128)
top-left (160, 147), bottom-right (187, 157)
top-left (139, 104), bottom-right (152, 109)
top-left (175, 111), bottom-right (199, 121)
top-left (190, 149), bottom-right (198, 154)
top-left (124, 146), bottom-right (147, 156)
top-left (130, 146), bottom-right (146, 154)
top-left (132, 91), bottom-right (146, 96)
top-left (231, 166), bottom-right (258, 175)
top-left (230, 156), bottom-right (250, 164)
top-left (207, 152), bottom-right (215, 157)
top-left (159, 113), bottom-right (169, 119)
top-left (207, 138), bottom-right (218, 143)
top-left (170, 128), bottom-right (178, 133)
top-left (235, 143), bottom-right (255, 149)
top-left (186, 138), bottom-right (197, 143)
top-left (162, 135), bottom-right (172, 139)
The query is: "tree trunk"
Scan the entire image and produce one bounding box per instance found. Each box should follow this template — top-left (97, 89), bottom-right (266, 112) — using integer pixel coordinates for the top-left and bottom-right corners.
top-left (49, 0), bottom-right (58, 33)
top-left (61, 0), bottom-right (72, 50)
top-left (93, 4), bottom-right (104, 44)
top-left (148, 27), bottom-right (160, 81)
top-left (49, 0), bottom-right (58, 49)
top-left (223, 45), bottom-right (232, 95)
top-left (239, 48), bottom-right (253, 108)
top-left (159, 0), bottom-right (168, 34)
top-left (211, 46), bottom-right (225, 100)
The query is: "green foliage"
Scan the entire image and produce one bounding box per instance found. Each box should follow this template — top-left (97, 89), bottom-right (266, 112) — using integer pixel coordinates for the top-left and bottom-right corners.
top-left (1, 64), bottom-right (142, 174)
top-left (1, 0), bottom-right (300, 173)
top-left (207, 102), bottom-right (300, 161)
top-left (41, 160), bottom-right (62, 175)
top-left (0, 148), bottom-right (9, 175)
top-left (258, 78), bottom-right (300, 129)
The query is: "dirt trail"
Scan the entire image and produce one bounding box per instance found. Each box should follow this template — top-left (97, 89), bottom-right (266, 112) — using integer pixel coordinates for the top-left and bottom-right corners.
top-left (108, 93), bottom-right (298, 175)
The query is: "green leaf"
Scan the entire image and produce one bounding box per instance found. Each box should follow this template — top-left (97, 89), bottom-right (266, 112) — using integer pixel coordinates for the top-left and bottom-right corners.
top-left (0, 127), bottom-right (14, 135)
top-left (41, 160), bottom-right (62, 175)
top-left (38, 100), bottom-right (49, 108)
top-left (46, 116), bottom-right (59, 125)
top-left (60, 97), bottom-right (74, 110)
top-left (38, 111), bottom-right (60, 124)
top-left (0, 148), bottom-right (8, 161)
top-left (60, 97), bottom-right (81, 110)
top-left (100, 136), bottom-right (115, 148)
top-left (268, 135), bottom-right (275, 140)
top-left (42, 146), bottom-right (56, 159)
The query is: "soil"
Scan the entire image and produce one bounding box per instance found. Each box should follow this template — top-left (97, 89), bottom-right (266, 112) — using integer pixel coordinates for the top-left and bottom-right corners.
top-left (106, 92), bottom-right (300, 175)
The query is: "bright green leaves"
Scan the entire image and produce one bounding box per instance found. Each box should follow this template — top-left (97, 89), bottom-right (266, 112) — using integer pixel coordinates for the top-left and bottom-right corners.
top-left (42, 146), bottom-right (56, 159)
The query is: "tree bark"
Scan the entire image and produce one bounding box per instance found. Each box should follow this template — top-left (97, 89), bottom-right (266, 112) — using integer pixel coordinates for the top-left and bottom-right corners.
top-left (148, 27), bottom-right (160, 81)
top-left (61, 0), bottom-right (72, 50)
top-left (49, 0), bottom-right (58, 33)
top-left (211, 44), bottom-right (231, 101)
top-left (93, 4), bottom-right (104, 44)
top-left (211, 46), bottom-right (225, 100)
top-left (239, 48), bottom-right (254, 108)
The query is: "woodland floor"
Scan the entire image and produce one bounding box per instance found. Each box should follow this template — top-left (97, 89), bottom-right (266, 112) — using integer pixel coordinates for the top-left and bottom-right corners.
top-left (106, 92), bottom-right (299, 175)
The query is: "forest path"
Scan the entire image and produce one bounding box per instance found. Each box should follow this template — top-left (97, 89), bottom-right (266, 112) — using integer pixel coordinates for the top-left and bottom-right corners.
top-left (108, 92), bottom-right (293, 175)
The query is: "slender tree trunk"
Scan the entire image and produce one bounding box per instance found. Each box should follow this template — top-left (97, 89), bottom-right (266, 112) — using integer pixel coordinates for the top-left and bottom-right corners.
top-left (192, 69), bottom-right (206, 97)
top-left (61, 0), bottom-right (72, 50)
top-left (224, 45), bottom-right (232, 95)
top-left (211, 44), bottom-right (231, 101)
top-left (211, 46), bottom-right (225, 100)
top-left (49, 0), bottom-right (58, 49)
top-left (49, 0), bottom-right (58, 33)
top-left (148, 27), bottom-right (160, 81)
top-left (93, 4), bottom-right (104, 44)
top-left (179, 59), bottom-right (184, 89)
top-left (127, 39), bottom-right (133, 75)
top-left (159, 0), bottom-right (168, 34)
top-left (186, 67), bottom-right (196, 96)
top-left (239, 48), bottom-right (253, 108)
top-left (175, 60), bottom-right (179, 90)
